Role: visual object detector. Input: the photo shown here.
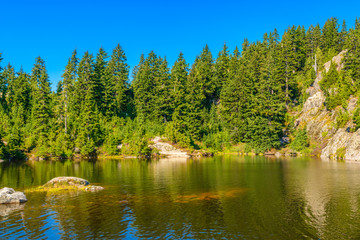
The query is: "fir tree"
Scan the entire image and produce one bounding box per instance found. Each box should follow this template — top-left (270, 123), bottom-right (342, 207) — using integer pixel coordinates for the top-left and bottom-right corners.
top-left (321, 17), bottom-right (340, 52)
top-left (94, 47), bottom-right (108, 112)
top-left (214, 43), bottom-right (230, 101)
top-left (61, 50), bottom-right (78, 135)
top-left (103, 44), bottom-right (129, 117)
top-left (30, 57), bottom-right (52, 153)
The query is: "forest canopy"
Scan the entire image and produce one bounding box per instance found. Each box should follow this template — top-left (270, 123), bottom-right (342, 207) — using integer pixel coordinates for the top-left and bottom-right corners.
top-left (1, 17), bottom-right (360, 159)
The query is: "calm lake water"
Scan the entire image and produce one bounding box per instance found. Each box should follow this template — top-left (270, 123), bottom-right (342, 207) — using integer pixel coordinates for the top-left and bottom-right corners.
top-left (1, 155), bottom-right (360, 239)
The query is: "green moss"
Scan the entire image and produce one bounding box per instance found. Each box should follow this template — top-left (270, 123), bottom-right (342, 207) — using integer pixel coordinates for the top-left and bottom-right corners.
top-left (336, 147), bottom-right (346, 160)
top-left (322, 131), bottom-right (328, 138)
top-left (26, 185), bottom-right (85, 193)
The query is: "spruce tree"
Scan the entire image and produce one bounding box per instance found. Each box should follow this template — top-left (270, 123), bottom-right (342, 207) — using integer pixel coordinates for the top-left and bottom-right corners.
top-left (1, 64), bottom-right (15, 112)
top-left (170, 52), bottom-right (188, 114)
top-left (188, 45), bottom-right (215, 110)
top-left (94, 47), bottom-right (108, 112)
top-left (30, 57), bottom-right (52, 154)
top-left (214, 43), bottom-right (230, 101)
top-left (103, 44), bottom-right (129, 117)
top-left (219, 47), bottom-right (246, 142)
top-left (132, 51), bottom-right (162, 122)
top-left (321, 17), bottom-right (340, 52)
top-left (155, 56), bottom-right (172, 122)
top-left (61, 50), bottom-right (78, 135)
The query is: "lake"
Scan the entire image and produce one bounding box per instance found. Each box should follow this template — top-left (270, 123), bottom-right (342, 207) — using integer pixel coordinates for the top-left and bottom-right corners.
top-left (1, 155), bottom-right (360, 239)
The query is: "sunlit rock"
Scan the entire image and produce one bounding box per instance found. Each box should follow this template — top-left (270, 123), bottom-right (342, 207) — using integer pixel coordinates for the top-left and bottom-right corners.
top-left (0, 187), bottom-right (27, 204)
top-left (28, 176), bottom-right (104, 192)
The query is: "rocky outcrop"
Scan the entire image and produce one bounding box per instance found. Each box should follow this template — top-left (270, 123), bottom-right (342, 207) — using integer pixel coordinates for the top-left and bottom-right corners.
top-left (344, 130), bottom-right (360, 161)
top-left (295, 50), bottom-right (360, 161)
top-left (41, 177), bottom-right (104, 192)
top-left (0, 187), bottom-right (27, 204)
top-left (150, 137), bottom-right (190, 158)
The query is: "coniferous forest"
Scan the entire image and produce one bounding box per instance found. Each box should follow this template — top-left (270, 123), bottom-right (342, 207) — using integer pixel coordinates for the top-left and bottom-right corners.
top-left (1, 17), bottom-right (360, 159)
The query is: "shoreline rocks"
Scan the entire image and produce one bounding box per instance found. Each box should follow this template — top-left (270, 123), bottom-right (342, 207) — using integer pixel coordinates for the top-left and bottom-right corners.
top-left (0, 187), bottom-right (27, 204)
top-left (150, 137), bottom-right (191, 158)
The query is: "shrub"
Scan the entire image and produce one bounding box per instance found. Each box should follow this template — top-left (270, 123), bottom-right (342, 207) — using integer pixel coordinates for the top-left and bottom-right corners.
top-left (336, 109), bottom-right (350, 129)
top-left (290, 128), bottom-right (309, 152)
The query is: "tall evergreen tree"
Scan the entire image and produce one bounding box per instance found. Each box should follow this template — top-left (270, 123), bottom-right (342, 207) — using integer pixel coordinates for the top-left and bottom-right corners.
top-left (61, 50), bottom-right (78, 135)
top-left (30, 57), bottom-right (52, 153)
top-left (214, 43), bottom-right (230, 101)
top-left (103, 44), bottom-right (129, 117)
top-left (187, 45), bottom-right (215, 110)
top-left (170, 52), bottom-right (188, 113)
top-left (321, 17), bottom-right (340, 52)
top-left (94, 47), bottom-right (108, 112)
top-left (133, 51), bottom-right (162, 122)
top-left (155, 56), bottom-right (172, 122)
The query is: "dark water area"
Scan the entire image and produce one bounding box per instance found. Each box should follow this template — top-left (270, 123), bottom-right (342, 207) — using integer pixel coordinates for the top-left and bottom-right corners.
top-left (1, 155), bottom-right (360, 239)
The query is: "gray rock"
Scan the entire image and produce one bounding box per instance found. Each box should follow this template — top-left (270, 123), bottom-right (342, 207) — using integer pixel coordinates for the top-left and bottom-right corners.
top-left (347, 96), bottom-right (358, 113)
top-left (320, 129), bottom-right (351, 160)
top-left (44, 177), bottom-right (89, 187)
top-left (0, 187), bottom-right (27, 204)
top-left (344, 130), bottom-right (360, 161)
top-left (43, 176), bottom-right (104, 191)
top-left (295, 50), bottom-right (360, 161)
top-left (150, 137), bottom-right (190, 158)
top-left (302, 91), bottom-right (325, 113)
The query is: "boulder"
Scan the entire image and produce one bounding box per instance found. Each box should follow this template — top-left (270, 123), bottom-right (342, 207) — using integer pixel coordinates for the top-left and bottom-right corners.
top-left (41, 177), bottom-right (103, 192)
top-left (43, 177), bottom-right (89, 188)
top-left (0, 187), bottom-right (27, 204)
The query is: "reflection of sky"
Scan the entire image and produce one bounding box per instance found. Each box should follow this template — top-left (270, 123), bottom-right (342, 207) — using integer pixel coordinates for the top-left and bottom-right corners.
top-left (43, 210), bottom-right (63, 239)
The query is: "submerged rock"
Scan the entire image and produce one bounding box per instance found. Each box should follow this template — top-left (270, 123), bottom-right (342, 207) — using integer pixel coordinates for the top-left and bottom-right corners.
top-left (0, 187), bottom-right (27, 204)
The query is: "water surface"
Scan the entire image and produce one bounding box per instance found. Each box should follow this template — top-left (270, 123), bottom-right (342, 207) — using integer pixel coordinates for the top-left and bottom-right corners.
top-left (1, 155), bottom-right (360, 239)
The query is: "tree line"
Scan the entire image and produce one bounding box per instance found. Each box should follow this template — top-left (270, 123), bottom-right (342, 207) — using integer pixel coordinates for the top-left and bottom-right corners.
top-left (1, 17), bottom-right (360, 159)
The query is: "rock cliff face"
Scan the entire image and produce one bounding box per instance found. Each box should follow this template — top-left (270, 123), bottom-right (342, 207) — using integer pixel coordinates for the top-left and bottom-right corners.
top-left (295, 50), bottom-right (360, 161)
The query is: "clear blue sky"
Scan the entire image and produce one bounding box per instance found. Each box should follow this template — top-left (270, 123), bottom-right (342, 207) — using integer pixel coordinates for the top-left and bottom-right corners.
top-left (1, 0), bottom-right (359, 90)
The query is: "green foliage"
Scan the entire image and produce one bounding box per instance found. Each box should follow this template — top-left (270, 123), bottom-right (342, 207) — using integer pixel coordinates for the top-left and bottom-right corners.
top-left (320, 61), bottom-right (355, 110)
top-left (1, 17), bottom-right (359, 159)
top-left (353, 107), bottom-right (360, 130)
top-left (336, 147), bottom-right (346, 159)
top-left (336, 109), bottom-right (350, 129)
top-left (290, 128), bottom-right (309, 152)
top-left (0, 133), bottom-right (8, 159)
top-left (202, 131), bottom-right (230, 152)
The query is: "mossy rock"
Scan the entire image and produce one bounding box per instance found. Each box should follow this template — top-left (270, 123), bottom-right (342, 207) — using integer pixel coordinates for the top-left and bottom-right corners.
top-left (43, 177), bottom-right (90, 188)
top-left (27, 177), bottom-right (104, 193)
